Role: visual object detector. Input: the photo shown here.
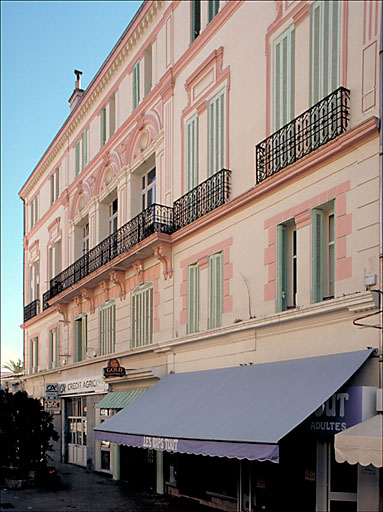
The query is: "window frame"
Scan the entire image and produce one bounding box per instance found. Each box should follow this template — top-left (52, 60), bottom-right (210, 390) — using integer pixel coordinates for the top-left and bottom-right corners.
top-left (273, 25), bottom-right (295, 131)
top-left (74, 314), bottom-right (88, 363)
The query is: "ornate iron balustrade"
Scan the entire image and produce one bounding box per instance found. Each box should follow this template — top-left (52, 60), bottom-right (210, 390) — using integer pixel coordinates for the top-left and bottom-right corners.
top-left (43, 204), bottom-right (174, 307)
top-left (24, 299), bottom-right (40, 322)
top-left (173, 168), bottom-right (231, 230)
top-left (256, 87), bottom-right (350, 184)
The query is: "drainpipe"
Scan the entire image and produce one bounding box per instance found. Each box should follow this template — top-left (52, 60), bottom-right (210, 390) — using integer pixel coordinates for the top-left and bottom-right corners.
top-left (22, 198), bottom-right (26, 383)
top-left (379, 0), bottom-right (383, 398)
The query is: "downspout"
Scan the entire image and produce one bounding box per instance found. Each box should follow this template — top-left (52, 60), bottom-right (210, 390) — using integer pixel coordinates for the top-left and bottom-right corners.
top-left (22, 198), bottom-right (26, 386)
top-left (379, 0), bottom-right (383, 393)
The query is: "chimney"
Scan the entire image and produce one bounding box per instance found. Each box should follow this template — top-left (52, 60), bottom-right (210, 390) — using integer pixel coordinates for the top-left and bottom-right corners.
top-left (68, 69), bottom-right (84, 111)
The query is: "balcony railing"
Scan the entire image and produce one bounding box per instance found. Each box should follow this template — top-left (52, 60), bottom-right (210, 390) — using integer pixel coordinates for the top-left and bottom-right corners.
top-left (173, 168), bottom-right (231, 230)
top-left (24, 299), bottom-right (40, 322)
top-left (256, 86), bottom-right (350, 184)
top-left (40, 169), bottom-right (232, 313)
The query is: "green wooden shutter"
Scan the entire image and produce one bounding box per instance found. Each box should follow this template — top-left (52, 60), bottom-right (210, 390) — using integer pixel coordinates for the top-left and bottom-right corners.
top-left (187, 264), bottom-right (200, 334)
top-left (75, 318), bottom-right (81, 362)
top-left (82, 129), bottom-right (87, 170)
top-left (101, 108), bottom-right (106, 146)
top-left (49, 330), bottom-right (53, 369)
top-left (276, 224), bottom-right (287, 312)
top-left (208, 0), bottom-right (219, 22)
top-left (273, 26), bottom-right (295, 131)
top-left (208, 253), bottom-right (223, 329)
top-left (50, 175), bottom-right (54, 205)
top-left (55, 169), bottom-right (59, 200)
top-left (186, 115), bottom-right (198, 191)
top-left (208, 90), bottom-right (225, 176)
top-left (34, 337), bottom-right (38, 373)
top-left (82, 317), bottom-right (87, 360)
top-left (55, 327), bottom-right (60, 368)
top-left (75, 140), bottom-right (80, 176)
top-left (191, 0), bottom-right (201, 41)
top-left (29, 339), bottom-right (33, 373)
top-left (312, 209), bottom-right (323, 303)
top-left (133, 60), bottom-right (140, 110)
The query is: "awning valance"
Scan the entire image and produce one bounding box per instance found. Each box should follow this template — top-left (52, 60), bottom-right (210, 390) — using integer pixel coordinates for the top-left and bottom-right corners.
top-left (94, 349), bottom-right (372, 462)
top-left (334, 414), bottom-right (383, 468)
top-left (95, 389), bottom-right (147, 409)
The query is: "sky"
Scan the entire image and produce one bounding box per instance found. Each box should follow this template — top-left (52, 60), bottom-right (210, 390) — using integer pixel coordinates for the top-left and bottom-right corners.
top-left (1, 0), bottom-right (143, 367)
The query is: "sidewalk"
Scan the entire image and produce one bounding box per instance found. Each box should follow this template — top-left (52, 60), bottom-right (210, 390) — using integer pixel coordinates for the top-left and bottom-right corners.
top-left (0, 462), bottom-right (210, 512)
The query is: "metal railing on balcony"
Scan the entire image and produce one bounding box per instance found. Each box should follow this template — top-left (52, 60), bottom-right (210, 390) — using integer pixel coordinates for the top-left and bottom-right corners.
top-left (256, 86), bottom-right (350, 184)
top-left (173, 168), bottom-right (231, 230)
top-left (24, 299), bottom-right (40, 322)
top-left (42, 169), bottom-right (232, 312)
top-left (43, 204), bottom-right (174, 307)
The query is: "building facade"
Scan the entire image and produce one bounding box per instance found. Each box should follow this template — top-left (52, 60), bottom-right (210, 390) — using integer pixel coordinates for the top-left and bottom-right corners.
top-left (19, 1), bottom-right (382, 510)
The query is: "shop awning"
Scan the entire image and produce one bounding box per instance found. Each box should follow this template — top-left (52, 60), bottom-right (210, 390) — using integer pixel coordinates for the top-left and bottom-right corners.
top-left (94, 349), bottom-right (372, 462)
top-left (95, 389), bottom-right (148, 409)
top-left (334, 414), bottom-right (383, 468)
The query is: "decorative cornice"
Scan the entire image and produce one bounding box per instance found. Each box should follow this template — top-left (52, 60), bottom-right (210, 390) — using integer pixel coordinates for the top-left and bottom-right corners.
top-left (154, 244), bottom-right (173, 279)
top-left (81, 288), bottom-right (95, 314)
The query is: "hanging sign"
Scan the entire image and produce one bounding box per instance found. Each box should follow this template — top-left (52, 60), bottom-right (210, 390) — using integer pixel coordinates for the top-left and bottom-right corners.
top-left (103, 358), bottom-right (126, 379)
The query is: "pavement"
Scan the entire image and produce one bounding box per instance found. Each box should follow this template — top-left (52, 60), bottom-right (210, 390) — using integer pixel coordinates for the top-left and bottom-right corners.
top-left (0, 462), bottom-right (210, 512)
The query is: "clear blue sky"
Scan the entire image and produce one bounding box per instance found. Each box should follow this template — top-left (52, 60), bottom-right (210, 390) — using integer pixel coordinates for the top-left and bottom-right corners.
top-left (1, 0), bottom-right (143, 365)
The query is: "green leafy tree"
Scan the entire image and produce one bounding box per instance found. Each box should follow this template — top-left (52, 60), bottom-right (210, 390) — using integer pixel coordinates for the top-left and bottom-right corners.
top-left (0, 390), bottom-right (58, 478)
top-left (2, 358), bottom-right (24, 374)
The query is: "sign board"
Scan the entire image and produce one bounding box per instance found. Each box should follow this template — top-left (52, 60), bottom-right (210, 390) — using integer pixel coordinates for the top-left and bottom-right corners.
top-left (103, 358), bottom-right (126, 379)
top-left (58, 375), bottom-right (107, 395)
top-left (46, 383), bottom-right (58, 400)
top-left (44, 399), bottom-right (61, 414)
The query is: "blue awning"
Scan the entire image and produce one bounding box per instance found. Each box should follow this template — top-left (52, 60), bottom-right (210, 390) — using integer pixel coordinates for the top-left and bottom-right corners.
top-left (94, 350), bottom-right (372, 462)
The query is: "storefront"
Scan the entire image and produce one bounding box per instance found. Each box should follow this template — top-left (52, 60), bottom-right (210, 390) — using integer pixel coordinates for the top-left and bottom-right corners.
top-left (95, 349), bottom-right (381, 511)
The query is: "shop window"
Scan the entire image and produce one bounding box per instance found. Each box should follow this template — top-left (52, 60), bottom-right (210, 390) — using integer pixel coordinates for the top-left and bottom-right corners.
top-left (49, 327), bottom-right (59, 369)
top-left (50, 168), bottom-right (60, 205)
top-left (74, 315), bottom-right (87, 362)
top-left (99, 302), bottom-right (116, 356)
top-left (312, 200), bottom-right (335, 303)
top-left (273, 25), bottom-right (295, 131)
top-left (208, 89), bottom-right (225, 176)
top-left (276, 220), bottom-right (297, 312)
top-left (133, 60), bottom-right (140, 110)
top-left (131, 283), bottom-right (153, 348)
top-left (187, 263), bottom-right (200, 334)
top-left (208, 252), bottom-right (223, 329)
top-left (186, 115), bottom-right (199, 191)
top-left (29, 336), bottom-right (38, 374)
top-left (191, 0), bottom-right (201, 42)
top-left (144, 45), bottom-right (152, 97)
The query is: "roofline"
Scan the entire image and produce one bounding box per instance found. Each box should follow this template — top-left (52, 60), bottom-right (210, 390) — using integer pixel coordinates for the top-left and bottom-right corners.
top-left (19, 0), bottom-right (148, 199)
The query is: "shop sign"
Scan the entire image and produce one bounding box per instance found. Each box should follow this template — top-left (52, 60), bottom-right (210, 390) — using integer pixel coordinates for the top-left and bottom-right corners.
top-left (307, 386), bottom-right (364, 435)
top-left (45, 399), bottom-right (61, 414)
top-left (103, 358), bottom-right (126, 379)
top-left (143, 435), bottom-right (179, 451)
top-left (46, 383), bottom-right (58, 400)
top-left (58, 375), bottom-right (107, 395)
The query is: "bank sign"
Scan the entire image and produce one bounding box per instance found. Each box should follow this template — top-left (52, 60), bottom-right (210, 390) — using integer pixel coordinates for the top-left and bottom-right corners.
top-left (307, 386), bottom-right (374, 435)
top-left (58, 375), bottom-right (107, 395)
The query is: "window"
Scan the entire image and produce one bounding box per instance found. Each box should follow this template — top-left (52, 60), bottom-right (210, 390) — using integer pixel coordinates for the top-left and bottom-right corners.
top-left (29, 260), bottom-right (40, 303)
top-left (29, 337), bottom-right (38, 374)
top-left (108, 199), bottom-right (118, 234)
top-left (311, 0), bottom-right (340, 105)
top-left (208, 252), bottom-right (223, 329)
top-left (187, 263), bottom-right (200, 334)
top-left (82, 223), bottom-right (89, 254)
top-left (191, 0), bottom-right (201, 42)
top-left (48, 240), bottom-right (62, 281)
top-left (312, 201), bottom-right (335, 302)
top-left (101, 107), bottom-right (106, 147)
top-left (208, 0), bottom-right (219, 23)
top-left (82, 129), bottom-right (88, 170)
top-left (75, 140), bottom-right (80, 176)
top-left (49, 327), bottom-right (60, 369)
top-left (99, 303), bottom-right (115, 356)
top-left (208, 89), bottom-right (225, 176)
top-left (144, 45), bottom-right (152, 97)
top-left (30, 195), bottom-right (39, 230)
top-left (133, 60), bottom-right (140, 110)
top-left (50, 168), bottom-right (60, 205)
top-left (109, 95), bottom-right (116, 137)
top-left (142, 168), bottom-right (156, 210)
top-left (74, 315), bottom-right (87, 362)
top-left (131, 283), bottom-right (153, 348)
top-left (276, 221), bottom-right (297, 312)
top-left (186, 115), bottom-right (198, 191)
top-left (273, 26), bottom-right (295, 130)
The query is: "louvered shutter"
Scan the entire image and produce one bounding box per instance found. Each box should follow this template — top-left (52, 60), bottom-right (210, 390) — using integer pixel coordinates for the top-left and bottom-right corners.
top-left (82, 316), bottom-right (87, 360)
top-left (208, 0), bottom-right (219, 22)
top-left (133, 61), bottom-right (140, 110)
top-left (29, 339), bottom-right (33, 373)
top-left (276, 224), bottom-right (287, 312)
top-left (101, 108), bottom-right (106, 146)
top-left (208, 90), bottom-right (225, 176)
top-left (273, 26), bottom-right (295, 131)
top-left (186, 115), bottom-right (199, 191)
top-left (34, 337), bottom-right (38, 373)
top-left (312, 209), bottom-right (323, 303)
top-left (187, 264), bottom-right (200, 334)
top-left (49, 330), bottom-right (53, 369)
top-left (55, 327), bottom-right (60, 367)
top-left (75, 140), bottom-right (80, 176)
top-left (82, 130), bottom-right (87, 170)
top-left (208, 253), bottom-right (223, 329)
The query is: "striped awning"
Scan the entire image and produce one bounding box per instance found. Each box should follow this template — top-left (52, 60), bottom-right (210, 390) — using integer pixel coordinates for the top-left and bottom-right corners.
top-left (95, 389), bottom-right (148, 409)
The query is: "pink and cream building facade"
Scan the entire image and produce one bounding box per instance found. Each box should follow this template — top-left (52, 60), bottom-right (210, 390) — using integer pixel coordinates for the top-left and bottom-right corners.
top-left (20, 1), bottom-right (382, 510)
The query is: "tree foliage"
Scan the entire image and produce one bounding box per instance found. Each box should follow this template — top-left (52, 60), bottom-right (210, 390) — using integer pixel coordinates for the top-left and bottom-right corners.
top-left (2, 358), bottom-right (24, 374)
top-left (0, 390), bottom-right (58, 477)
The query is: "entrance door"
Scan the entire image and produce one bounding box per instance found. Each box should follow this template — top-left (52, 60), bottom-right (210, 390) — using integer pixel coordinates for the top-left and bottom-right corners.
top-left (68, 417), bottom-right (87, 466)
top-left (316, 440), bottom-right (357, 511)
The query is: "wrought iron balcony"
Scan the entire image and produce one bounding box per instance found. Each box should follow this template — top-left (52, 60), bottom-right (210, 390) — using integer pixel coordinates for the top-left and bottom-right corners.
top-left (173, 168), bottom-right (231, 230)
top-left (256, 86), bottom-right (350, 184)
top-left (43, 204), bottom-right (174, 307)
top-left (24, 299), bottom-right (40, 322)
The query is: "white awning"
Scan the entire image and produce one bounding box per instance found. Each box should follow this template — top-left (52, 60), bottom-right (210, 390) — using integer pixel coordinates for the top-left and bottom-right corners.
top-left (334, 414), bottom-right (383, 468)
